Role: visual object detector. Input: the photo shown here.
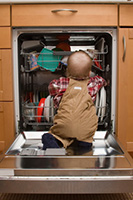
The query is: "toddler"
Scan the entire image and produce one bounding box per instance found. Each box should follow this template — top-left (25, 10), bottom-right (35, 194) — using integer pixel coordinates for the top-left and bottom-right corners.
top-left (42, 51), bottom-right (98, 150)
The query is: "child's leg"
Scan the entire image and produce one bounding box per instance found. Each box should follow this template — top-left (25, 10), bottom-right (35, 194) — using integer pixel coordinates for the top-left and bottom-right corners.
top-left (42, 133), bottom-right (62, 150)
top-left (48, 131), bottom-right (75, 149)
top-left (77, 140), bottom-right (92, 148)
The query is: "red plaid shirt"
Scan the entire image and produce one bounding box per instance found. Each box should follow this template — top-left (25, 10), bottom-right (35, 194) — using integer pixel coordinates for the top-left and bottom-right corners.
top-left (48, 76), bottom-right (106, 108)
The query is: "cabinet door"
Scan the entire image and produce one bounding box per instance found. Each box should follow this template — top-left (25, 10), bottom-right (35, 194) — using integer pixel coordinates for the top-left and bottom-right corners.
top-left (12, 4), bottom-right (118, 27)
top-left (0, 5), bottom-right (10, 26)
top-left (0, 27), bottom-right (11, 49)
top-left (0, 50), bottom-right (13, 101)
top-left (0, 102), bottom-right (15, 151)
top-left (119, 5), bottom-right (133, 26)
top-left (117, 28), bottom-right (133, 152)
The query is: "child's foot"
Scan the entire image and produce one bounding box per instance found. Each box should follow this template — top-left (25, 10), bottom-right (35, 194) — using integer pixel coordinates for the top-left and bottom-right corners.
top-left (42, 133), bottom-right (60, 150)
top-left (77, 140), bottom-right (92, 148)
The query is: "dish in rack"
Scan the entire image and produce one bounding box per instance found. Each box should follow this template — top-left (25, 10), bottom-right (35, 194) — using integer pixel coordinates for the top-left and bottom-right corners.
top-left (95, 87), bottom-right (106, 122)
top-left (37, 98), bottom-right (46, 122)
top-left (44, 95), bottom-right (55, 123)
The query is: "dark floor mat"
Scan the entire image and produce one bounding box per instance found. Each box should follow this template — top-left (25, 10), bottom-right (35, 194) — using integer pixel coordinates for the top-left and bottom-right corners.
top-left (0, 193), bottom-right (133, 200)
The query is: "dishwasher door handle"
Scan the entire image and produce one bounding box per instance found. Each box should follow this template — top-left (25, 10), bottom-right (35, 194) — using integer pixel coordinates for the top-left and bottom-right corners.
top-left (51, 9), bottom-right (78, 13)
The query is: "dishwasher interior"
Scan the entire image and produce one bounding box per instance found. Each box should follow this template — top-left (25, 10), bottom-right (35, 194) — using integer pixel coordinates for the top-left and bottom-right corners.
top-left (19, 30), bottom-right (112, 132)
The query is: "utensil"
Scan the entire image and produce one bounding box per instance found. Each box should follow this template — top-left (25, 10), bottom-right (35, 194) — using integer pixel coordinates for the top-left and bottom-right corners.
top-left (94, 58), bottom-right (102, 70)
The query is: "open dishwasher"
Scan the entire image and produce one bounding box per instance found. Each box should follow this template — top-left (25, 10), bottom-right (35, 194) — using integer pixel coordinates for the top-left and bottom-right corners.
top-left (0, 27), bottom-right (132, 194)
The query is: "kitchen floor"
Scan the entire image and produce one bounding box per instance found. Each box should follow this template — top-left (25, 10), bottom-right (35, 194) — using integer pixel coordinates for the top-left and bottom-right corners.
top-left (0, 193), bottom-right (133, 200)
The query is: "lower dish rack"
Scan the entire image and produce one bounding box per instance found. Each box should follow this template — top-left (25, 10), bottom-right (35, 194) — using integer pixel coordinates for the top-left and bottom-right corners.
top-left (22, 96), bottom-right (108, 127)
top-left (22, 97), bottom-right (55, 126)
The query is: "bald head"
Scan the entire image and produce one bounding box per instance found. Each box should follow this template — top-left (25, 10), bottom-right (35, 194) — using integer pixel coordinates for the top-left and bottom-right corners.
top-left (67, 51), bottom-right (92, 79)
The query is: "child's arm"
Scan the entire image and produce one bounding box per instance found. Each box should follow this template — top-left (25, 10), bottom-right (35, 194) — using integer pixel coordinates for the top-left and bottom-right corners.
top-left (48, 79), bottom-right (60, 97)
top-left (88, 75), bottom-right (107, 102)
top-left (48, 77), bottom-right (69, 108)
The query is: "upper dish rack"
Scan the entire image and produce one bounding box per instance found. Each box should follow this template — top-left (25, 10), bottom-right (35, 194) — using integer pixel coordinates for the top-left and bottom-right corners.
top-left (21, 45), bottom-right (108, 73)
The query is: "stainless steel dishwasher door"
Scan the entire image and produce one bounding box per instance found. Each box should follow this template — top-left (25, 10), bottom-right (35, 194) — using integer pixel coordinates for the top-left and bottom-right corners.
top-left (0, 131), bottom-right (132, 194)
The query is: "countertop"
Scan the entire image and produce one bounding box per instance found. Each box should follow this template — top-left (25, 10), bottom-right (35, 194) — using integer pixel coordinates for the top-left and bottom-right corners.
top-left (0, 0), bottom-right (133, 4)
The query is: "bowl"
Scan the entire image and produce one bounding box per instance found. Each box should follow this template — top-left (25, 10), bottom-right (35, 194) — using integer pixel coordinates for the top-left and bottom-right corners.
top-left (24, 102), bottom-right (36, 121)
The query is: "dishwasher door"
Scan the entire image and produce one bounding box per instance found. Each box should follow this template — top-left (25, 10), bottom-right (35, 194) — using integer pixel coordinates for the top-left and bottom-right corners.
top-left (0, 131), bottom-right (132, 194)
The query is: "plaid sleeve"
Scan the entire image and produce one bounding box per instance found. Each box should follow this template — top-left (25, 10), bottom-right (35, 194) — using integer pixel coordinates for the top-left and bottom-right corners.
top-left (49, 76), bottom-right (106, 107)
top-left (48, 79), bottom-right (60, 97)
top-left (59, 77), bottom-right (69, 92)
top-left (48, 77), bottom-right (69, 108)
top-left (88, 75), bottom-right (107, 102)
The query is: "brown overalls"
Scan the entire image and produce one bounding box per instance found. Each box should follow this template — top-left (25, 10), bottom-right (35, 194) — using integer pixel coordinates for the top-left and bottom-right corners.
top-left (49, 78), bottom-right (98, 148)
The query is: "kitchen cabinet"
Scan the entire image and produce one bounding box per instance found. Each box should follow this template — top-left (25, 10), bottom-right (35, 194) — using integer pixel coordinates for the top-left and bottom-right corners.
top-left (117, 28), bottom-right (133, 152)
top-left (12, 4), bottom-right (118, 27)
top-left (0, 49), bottom-right (14, 152)
top-left (0, 102), bottom-right (15, 152)
top-left (0, 50), bottom-right (13, 101)
top-left (0, 5), bottom-right (10, 26)
top-left (117, 4), bottom-right (133, 153)
top-left (0, 6), bottom-right (14, 152)
top-left (119, 4), bottom-right (133, 27)
top-left (0, 27), bottom-right (11, 48)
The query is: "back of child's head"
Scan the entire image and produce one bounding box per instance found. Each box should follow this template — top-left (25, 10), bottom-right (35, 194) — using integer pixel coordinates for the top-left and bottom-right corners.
top-left (67, 50), bottom-right (92, 80)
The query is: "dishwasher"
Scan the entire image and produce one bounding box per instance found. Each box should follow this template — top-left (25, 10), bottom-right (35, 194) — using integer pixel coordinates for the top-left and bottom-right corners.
top-left (0, 27), bottom-right (132, 194)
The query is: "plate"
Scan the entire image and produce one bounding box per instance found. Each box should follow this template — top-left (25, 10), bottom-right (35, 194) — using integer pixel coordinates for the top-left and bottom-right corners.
top-left (95, 92), bottom-right (99, 114)
top-left (98, 88), bottom-right (103, 119)
top-left (101, 87), bottom-right (106, 122)
top-left (44, 95), bottom-right (51, 122)
top-left (50, 97), bottom-right (54, 122)
top-left (37, 98), bottom-right (46, 122)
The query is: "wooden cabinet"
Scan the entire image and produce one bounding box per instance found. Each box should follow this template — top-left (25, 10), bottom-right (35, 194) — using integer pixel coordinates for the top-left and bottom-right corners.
top-left (119, 5), bottom-right (133, 26)
top-left (117, 4), bottom-right (133, 152)
top-left (12, 4), bottom-right (118, 27)
top-left (0, 27), bottom-right (11, 49)
top-left (0, 5), bottom-right (10, 26)
top-left (0, 6), bottom-right (14, 152)
top-left (0, 49), bottom-right (14, 152)
top-left (117, 28), bottom-right (133, 152)
top-left (0, 102), bottom-right (15, 151)
top-left (0, 50), bottom-right (13, 101)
